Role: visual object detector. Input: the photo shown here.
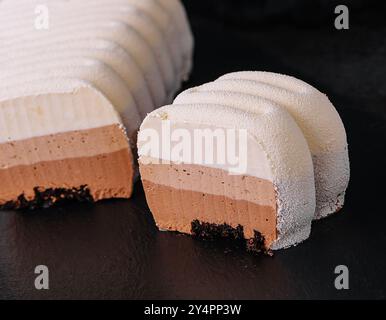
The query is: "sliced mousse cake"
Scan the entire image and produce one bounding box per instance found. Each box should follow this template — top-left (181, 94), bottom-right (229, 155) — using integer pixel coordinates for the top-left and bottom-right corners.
top-left (138, 99), bottom-right (316, 251)
top-left (175, 71), bottom-right (350, 219)
top-left (0, 0), bottom-right (193, 209)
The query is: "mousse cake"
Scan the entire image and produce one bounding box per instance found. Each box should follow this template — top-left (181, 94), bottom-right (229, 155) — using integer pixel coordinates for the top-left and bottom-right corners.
top-left (0, 0), bottom-right (193, 209)
top-left (138, 97), bottom-right (316, 251)
top-left (138, 72), bottom-right (350, 251)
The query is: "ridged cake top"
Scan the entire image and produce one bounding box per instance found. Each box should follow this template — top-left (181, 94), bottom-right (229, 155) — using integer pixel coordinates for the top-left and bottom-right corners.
top-left (217, 71), bottom-right (348, 153)
top-left (0, 0), bottom-right (193, 119)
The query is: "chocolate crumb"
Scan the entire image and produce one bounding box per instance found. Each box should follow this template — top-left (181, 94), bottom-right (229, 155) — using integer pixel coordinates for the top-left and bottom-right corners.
top-left (191, 220), bottom-right (272, 255)
top-left (191, 220), bottom-right (244, 241)
top-left (0, 185), bottom-right (94, 211)
top-left (246, 230), bottom-right (272, 255)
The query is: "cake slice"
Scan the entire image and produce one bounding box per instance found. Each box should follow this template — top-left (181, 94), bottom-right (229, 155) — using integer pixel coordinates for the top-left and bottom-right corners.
top-left (0, 0), bottom-right (193, 209)
top-left (138, 99), bottom-right (316, 251)
top-left (175, 72), bottom-right (350, 219)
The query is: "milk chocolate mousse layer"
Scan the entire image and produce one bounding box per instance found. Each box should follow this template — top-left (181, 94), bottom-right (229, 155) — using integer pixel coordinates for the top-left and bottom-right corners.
top-left (0, 125), bottom-right (134, 209)
top-left (140, 162), bottom-right (277, 248)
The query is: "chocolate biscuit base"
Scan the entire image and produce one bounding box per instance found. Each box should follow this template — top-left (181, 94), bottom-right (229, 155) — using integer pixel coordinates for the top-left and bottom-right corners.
top-left (0, 185), bottom-right (93, 210)
top-left (191, 220), bottom-right (272, 255)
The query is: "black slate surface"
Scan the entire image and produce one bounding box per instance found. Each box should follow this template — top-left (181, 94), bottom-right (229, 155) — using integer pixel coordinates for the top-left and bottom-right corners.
top-left (0, 1), bottom-right (386, 299)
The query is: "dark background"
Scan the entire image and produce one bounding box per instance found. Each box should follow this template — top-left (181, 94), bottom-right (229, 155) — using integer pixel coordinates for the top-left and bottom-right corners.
top-left (0, 0), bottom-right (385, 299)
